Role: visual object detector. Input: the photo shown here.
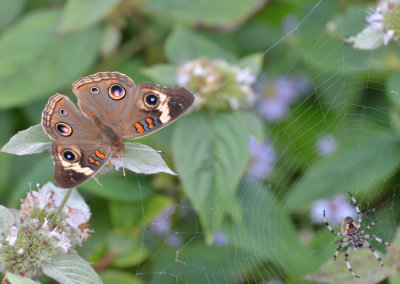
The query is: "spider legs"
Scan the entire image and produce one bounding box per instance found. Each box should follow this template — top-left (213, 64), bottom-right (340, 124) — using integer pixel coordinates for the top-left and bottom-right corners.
top-left (345, 247), bottom-right (360, 278)
top-left (323, 210), bottom-right (346, 236)
top-left (364, 234), bottom-right (391, 247)
top-left (333, 242), bottom-right (347, 260)
top-left (348, 192), bottom-right (362, 228)
top-left (367, 243), bottom-right (384, 267)
top-left (335, 238), bottom-right (345, 244)
top-left (359, 221), bottom-right (377, 234)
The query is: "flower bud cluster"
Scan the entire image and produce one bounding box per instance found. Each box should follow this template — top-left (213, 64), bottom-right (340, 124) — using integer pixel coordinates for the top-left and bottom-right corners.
top-left (177, 58), bottom-right (256, 110)
top-left (0, 183), bottom-right (91, 278)
top-left (346, 1), bottom-right (400, 50)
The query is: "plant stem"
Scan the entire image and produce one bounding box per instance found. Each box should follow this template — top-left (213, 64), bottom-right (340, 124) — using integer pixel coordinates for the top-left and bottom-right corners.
top-left (51, 188), bottom-right (74, 224)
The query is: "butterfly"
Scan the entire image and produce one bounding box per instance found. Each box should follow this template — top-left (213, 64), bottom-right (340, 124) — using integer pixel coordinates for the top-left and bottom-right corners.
top-left (41, 72), bottom-right (194, 188)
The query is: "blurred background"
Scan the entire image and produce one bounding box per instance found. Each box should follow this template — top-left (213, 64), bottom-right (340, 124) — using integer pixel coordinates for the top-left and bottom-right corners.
top-left (1, 0), bottom-right (400, 283)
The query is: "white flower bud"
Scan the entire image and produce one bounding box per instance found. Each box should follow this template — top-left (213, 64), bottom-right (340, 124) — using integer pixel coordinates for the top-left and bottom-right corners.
top-left (6, 226), bottom-right (19, 247)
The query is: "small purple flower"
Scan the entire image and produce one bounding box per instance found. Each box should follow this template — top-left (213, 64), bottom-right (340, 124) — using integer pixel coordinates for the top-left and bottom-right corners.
top-left (316, 134), bottom-right (338, 156)
top-left (282, 15), bottom-right (299, 34)
top-left (246, 136), bottom-right (276, 181)
top-left (149, 207), bottom-right (186, 247)
top-left (258, 98), bottom-right (290, 122)
top-left (256, 75), bottom-right (311, 122)
top-left (310, 194), bottom-right (356, 225)
top-left (149, 206), bottom-right (174, 236)
top-left (167, 233), bottom-right (183, 247)
top-left (213, 230), bottom-right (229, 246)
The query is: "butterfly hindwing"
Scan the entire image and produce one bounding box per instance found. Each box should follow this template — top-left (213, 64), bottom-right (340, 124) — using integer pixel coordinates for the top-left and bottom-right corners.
top-left (52, 143), bottom-right (111, 188)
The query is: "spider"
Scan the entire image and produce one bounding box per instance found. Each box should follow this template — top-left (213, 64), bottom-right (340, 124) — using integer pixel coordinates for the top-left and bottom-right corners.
top-left (323, 192), bottom-right (390, 278)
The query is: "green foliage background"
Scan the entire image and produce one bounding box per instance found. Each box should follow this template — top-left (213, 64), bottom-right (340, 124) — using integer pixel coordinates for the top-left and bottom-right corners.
top-left (1, 0), bottom-right (400, 283)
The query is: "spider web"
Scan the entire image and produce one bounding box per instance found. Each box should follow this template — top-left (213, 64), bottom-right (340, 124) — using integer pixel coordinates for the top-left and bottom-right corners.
top-left (127, 1), bottom-right (400, 283)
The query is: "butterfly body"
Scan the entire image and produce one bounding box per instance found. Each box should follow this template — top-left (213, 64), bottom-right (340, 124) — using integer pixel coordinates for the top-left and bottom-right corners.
top-left (41, 72), bottom-right (194, 188)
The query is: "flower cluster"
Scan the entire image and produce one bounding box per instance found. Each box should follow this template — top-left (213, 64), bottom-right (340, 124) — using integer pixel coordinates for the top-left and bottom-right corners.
top-left (177, 58), bottom-right (256, 110)
top-left (0, 182), bottom-right (91, 278)
top-left (346, 0), bottom-right (400, 50)
top-left (255, 75), bottom-right (311, 122)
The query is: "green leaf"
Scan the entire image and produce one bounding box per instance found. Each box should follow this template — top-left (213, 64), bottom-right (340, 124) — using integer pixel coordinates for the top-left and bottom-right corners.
top-left (116, 59), bottom-right (149, 84)
top-left (58, 0), bottom-right (120, 33)
top-left (390, 108), bottom-right (400, 139)
top-left (172, 112), bottom-right (249, 244)
top-left (42, 253), bottom-right (102, 284)
top-left (346, 26), bottom-right (385, 51)
top-left (311, 72), bottom-right (363, 116)
top-left (100, 24), bottom-right (122, 57)
top-left (100, 270), bottom-right (142, 284)
top-left (387, 72), bottom-right (400, 108)
top-left (0, 154), bottom-right (12, 193)
top-left (331, 5), bottom-right (368, 38)
top-left (386, 226), bottom-right (400, 277)
top-left (165, 26), bottom-right (236, 64)
top-left (141, 64), bottom-right (178, 86)
top-left (80, 175), bottom-right (151, 202)
top-left (113, 142), bottom-right (175, 175)
top-left (0, 205), bottom-right (14, 233)
top-left (269, 101), bottom-right (340, 170)
top-left (224, 181), bottom-right (320, 281)
top-left (236, 53), bottom-right (264, 76)
top-left (150, 241), bottom-right (256, 284)
top-left (144, 0), bottom-right (266, 30)
top-left (107, 232), bottom-right (149, 268)
top-left (8, 155), bottom-right (53, 207)
top-left (109, 201), bottom-right (141, 229)
top-left (285, 131), bottom-right (400, 211)
top-left (237, 111), bottom-right (265, 141)
top-left (137, 194), bottom-right (173, 228)
top-left (6, 272), bottom-right (40, 284)
top-left (0, 10), bottom-right (102, 109)
top-left (0, 111), bottom-right (15, 147)
top-left (1, 125), bottom-right (51, 155)
top-left (304, 249), bottom-right (390, 283)
top-left (390, 275), bottom-right (400, 284)
top-left (109, 195), bottom-right (172, 230)
top-left (0, 0), bottom-right (25, 31)
top-left (389, 226), bottom-right (400, 251)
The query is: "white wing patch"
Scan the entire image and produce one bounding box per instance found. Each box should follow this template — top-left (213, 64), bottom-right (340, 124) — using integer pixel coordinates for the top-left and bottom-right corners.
top-left (59, 159), bottom-right (95, 176)
top-left (153, 90), bottom-right (171, 123)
